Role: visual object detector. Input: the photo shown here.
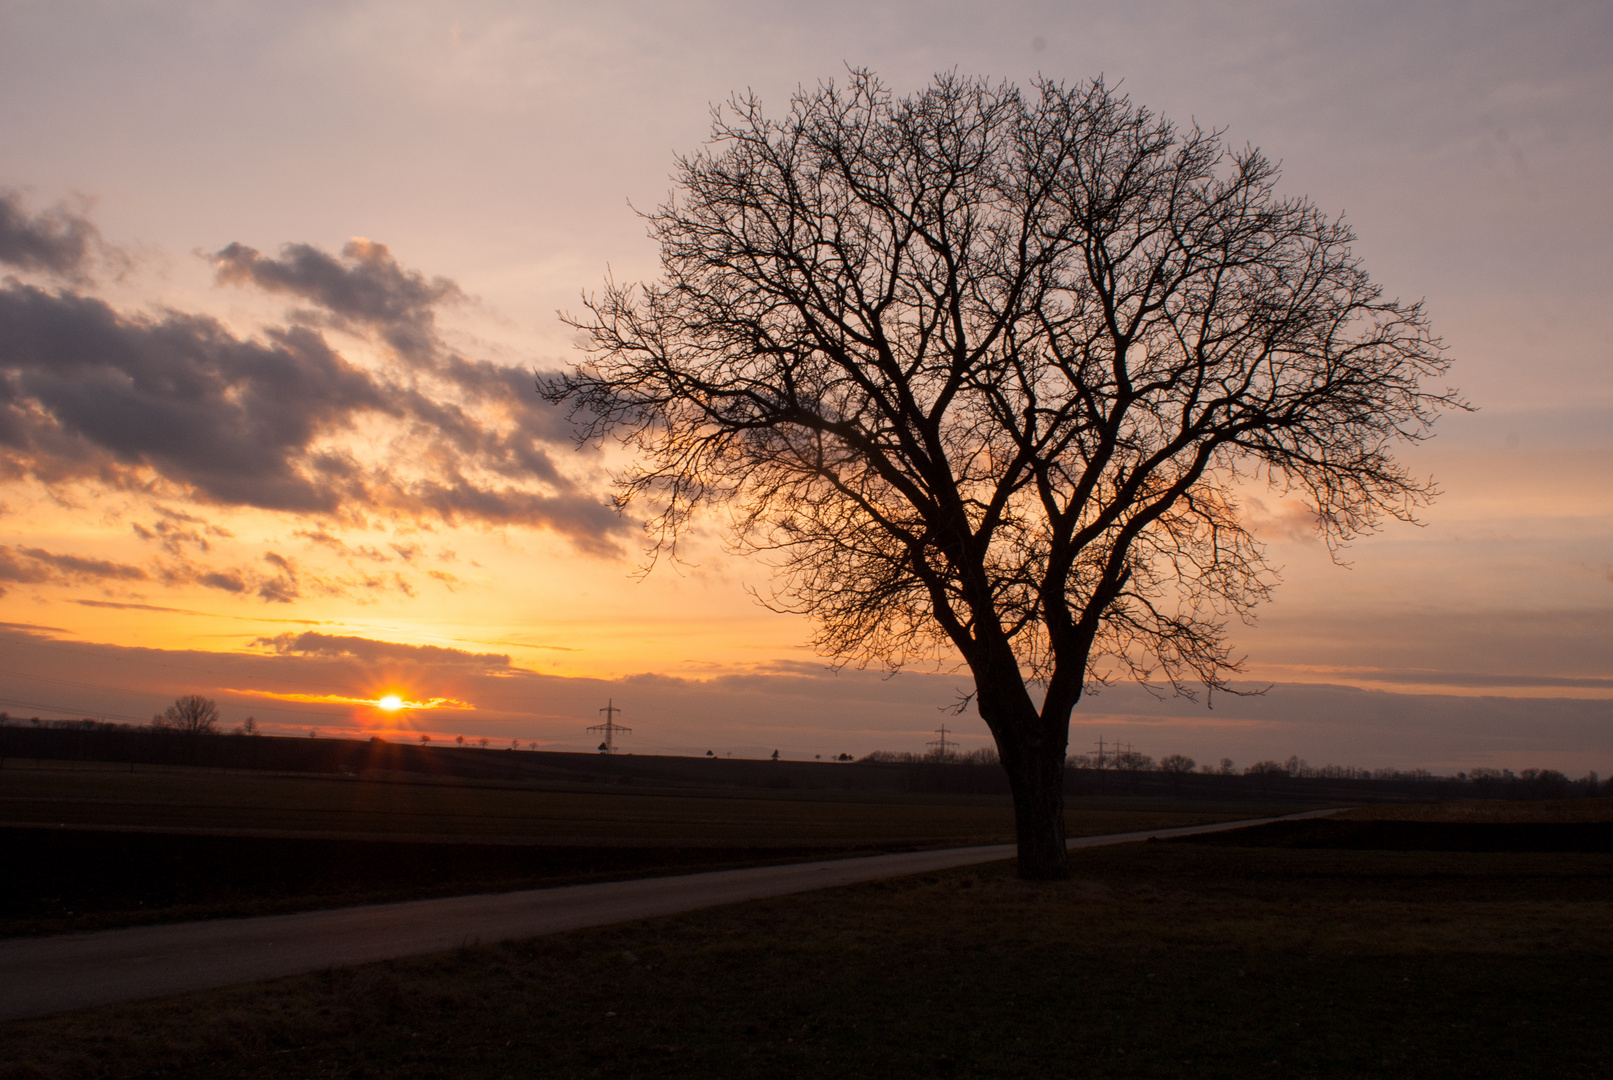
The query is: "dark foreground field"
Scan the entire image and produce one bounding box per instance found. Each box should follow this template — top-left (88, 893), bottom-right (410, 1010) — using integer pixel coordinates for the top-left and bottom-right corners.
top-left (0, 763), bottom-right (1284, 936)
top-left (0, 828), bottom-right (910, 937)
top-left (3, 800), bottom-right (1610, 1080)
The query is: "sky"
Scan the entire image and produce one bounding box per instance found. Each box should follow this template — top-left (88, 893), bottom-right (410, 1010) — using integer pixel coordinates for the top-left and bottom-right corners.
top-left (0, 0), bottom-right (1609, 772)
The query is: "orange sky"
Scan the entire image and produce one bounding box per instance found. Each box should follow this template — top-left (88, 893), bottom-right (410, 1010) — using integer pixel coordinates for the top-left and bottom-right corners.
top-left (1, 2), bottom-right (1609, 772)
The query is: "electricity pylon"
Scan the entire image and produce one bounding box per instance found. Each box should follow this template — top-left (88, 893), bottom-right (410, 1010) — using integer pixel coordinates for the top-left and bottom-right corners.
top-left (588, 698), bottom-right (631, 754)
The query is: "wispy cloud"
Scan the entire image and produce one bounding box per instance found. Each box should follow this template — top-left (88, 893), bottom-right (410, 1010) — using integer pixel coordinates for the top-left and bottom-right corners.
top-left (0, 544), bottom-right (148, 594)
top-left (227, 687), bottom-right (473, 710)
top-left (252, 630), bottom-right (513, 670)
top-left (74, 598), bottom-right (325, 623)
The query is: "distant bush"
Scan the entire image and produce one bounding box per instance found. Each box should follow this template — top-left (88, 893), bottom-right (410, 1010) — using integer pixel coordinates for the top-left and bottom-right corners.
top-left (859, 747), bottom-right (1000, 765)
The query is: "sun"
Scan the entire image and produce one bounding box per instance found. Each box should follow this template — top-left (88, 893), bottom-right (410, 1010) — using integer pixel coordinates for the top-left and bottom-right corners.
top-left (376, 694), bottom-right (405, 712)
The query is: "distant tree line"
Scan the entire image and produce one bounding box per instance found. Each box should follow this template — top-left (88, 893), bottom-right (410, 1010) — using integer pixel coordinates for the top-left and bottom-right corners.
top-left (861, 748), bottom-right (1002, 766)
top-left (1, 698), bottom-right (256, 737)
top-left (858, 744), bottom-right (1609, 800)
top-left (2, 710), bottom-right (1606, 801)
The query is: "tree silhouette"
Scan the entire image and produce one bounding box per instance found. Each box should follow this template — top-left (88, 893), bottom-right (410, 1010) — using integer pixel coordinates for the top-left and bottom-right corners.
top-left (545, 72), bottom-right (1457, 878)
top-left (156, 695), bottom-right (220, 736)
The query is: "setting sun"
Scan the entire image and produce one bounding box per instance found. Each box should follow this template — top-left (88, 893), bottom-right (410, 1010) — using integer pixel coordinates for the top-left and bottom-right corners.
top-left (377, 695), bottom-right (405, 712)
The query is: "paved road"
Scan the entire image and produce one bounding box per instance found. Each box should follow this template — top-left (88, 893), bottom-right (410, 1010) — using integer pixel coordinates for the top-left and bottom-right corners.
top-left (0, 809), bottom-right (1340, 1021)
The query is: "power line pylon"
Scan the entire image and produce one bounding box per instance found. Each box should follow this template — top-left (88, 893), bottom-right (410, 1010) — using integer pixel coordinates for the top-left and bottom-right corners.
top-left (588, 699), bottom-right (631, 754)
top-left (927, 723), bottom-right (956, 759)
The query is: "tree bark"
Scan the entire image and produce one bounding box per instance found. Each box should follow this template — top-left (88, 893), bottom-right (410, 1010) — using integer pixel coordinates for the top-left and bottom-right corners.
top-left (973, 653), bottom-right (1071, 880)
top-left (1004, 741), bottom-right (1069, 880)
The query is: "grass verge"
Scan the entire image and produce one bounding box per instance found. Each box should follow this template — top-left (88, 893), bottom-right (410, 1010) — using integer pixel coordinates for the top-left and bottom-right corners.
top-left (4, 816), bottom-right (1609, 1079)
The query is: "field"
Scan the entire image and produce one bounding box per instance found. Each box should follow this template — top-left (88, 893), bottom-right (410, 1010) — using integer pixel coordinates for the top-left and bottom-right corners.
top-left (1, 761), bottom-right (1286, 936)
top-left (0, 760), bottom-right (1293, 843)
top-left (2, 796), bottom-right (1609, 1079)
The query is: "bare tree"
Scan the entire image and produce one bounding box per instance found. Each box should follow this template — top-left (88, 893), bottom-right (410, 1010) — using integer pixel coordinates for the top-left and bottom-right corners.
top-left (1159, 754), bottom-right (1196, 774)
top-left (1114, 750), bottom-right (1154, 772)
top-left (544, 72), bottom-right (1457, 878)
top-left (156, 695), bottom-right (220, 736)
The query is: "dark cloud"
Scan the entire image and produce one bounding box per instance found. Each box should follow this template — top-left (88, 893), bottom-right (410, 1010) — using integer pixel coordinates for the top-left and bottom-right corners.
top-left (197, 569), bottom-right (250, 594)
top-left (0, 544), bottom-right (147, 588)
top-left (1067, 680), bottom-right (1613, 773)
top-left (0, 232), bottom-right (628, 550)
top-left (0, 283), bottom-right (388, 511)
top-left (214, 238), bottom-right (461, 365)
top-left (212, 237), bottom-right (580, 446)
top-left (0, 191), bottom-right (105, 281)
top-left (0, 546), bottom-right (54, 586)
top-left (253, 631), bottom-right (511, 670)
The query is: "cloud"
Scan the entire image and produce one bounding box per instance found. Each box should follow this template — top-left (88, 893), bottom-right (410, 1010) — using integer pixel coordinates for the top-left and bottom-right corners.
top-left (230, 688), bottom-right (473, 710)
top-left (0, 544), bottom-right (148, 592)
top-left (131, 507), bottom-right (233, 555)
top-left (1, 622), bottom-right (1607, 769)
top-left (0, 535), bottom-right (429, 608)
top-left (212, 236), bottom-right (581, 446)
top-left (1242, 496), bottom-right (1321, 543)
top-left (1282, 668), bottom-right (1613, 692)
top-left (0, 227), bottom-right (628, 551)
top-left (0, 283), bottom-right (389, 509)
top-left (294, 527), bottom-right (393, 561)
top-left (1064, 680), bottom-right (1613, 773)
top-left (213, 238), bottom-right (461, 365)
top-left (74, 598), bottom-right (324, 623)
top-left (252, 630), bottom-right (512, 670)
top-left (0, 191), bottom-right (107, 281)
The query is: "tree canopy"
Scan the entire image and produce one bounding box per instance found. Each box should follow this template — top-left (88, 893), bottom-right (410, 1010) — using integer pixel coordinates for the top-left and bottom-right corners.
top-left (544, 71), bottom-right (1457, 877)
top-left (157, 694), bottom-right (220, 736)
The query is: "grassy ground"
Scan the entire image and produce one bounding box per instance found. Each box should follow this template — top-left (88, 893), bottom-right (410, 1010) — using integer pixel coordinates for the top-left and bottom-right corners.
top-left (2, 762), bottom-right (1286, 937)
top-left (0, 761), bottom-right (1282, 844)
top-left (1340, 798), bottom-right (1613, 823)
top-left (3, 801), bottom-right (1609, 1080)
top-left (0, 830), bottom-right (910, 938)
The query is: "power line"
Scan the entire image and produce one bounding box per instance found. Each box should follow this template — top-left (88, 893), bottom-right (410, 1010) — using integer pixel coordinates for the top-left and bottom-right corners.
top-left (0, 695), bottom-right (155, 725)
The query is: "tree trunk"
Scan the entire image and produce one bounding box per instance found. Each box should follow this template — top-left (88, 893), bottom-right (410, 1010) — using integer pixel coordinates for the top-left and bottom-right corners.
top-left (1004, 742), bottom-right (1069, 879)
top-left (972, 658), bottom-right (1071, 881)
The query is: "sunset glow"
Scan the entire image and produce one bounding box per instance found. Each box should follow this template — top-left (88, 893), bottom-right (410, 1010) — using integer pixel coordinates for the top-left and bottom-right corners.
top-left (0, 3), bottom-right (1607, 774)
top-left (225, 690), bottom-right (473, 712)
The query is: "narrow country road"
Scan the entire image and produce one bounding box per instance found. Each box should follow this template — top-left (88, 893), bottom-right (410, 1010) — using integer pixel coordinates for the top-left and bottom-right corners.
top-left (0, 809), bottom-right (1340, 1021)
